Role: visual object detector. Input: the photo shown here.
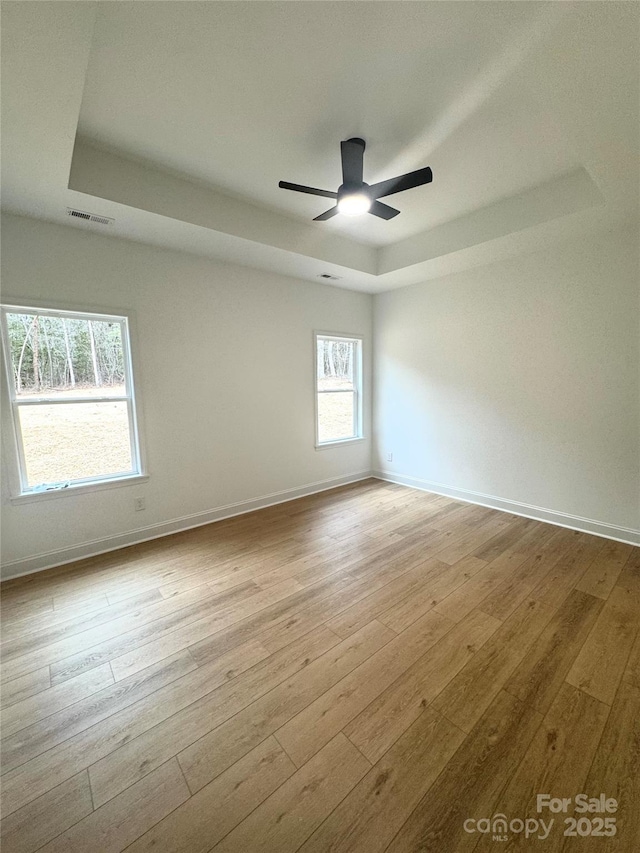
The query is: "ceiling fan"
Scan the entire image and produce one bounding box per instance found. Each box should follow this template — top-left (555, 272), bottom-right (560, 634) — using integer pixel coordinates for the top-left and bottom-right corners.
top-left (278, 137), bottom-right (432, 221)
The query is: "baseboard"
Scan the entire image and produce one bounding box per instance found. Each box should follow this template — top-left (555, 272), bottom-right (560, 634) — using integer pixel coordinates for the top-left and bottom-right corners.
top-left (5, 468), bottom-right (636, 580)
top-left (374, 470), bottom-right (640, 546)
top-left (1, 470), bottom-right (374, 581)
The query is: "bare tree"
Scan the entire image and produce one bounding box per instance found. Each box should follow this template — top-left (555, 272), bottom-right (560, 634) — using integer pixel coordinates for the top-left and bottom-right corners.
top-left (32, 316), bottom-right (40, 392)
top-left (41, 317), bottom-right (54, 387)
top-left (88, 321), bottom-right (102, 387)
top-left (62, 318), bottom-right (75, 387)
top-left (15, 316), bottom-right (36, 393)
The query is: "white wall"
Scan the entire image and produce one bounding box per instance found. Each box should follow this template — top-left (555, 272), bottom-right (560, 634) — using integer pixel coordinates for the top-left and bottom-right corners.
top-left (374, 228), bottom-right (639, 537)
top-left (0, 214), bottom-right (372, 576)
top-left (3, 215), bottom-right (637, 577)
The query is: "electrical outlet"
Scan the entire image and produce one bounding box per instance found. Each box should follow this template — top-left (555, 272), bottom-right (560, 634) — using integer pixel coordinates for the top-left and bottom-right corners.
top-left (134, 497), bottom-right (146, 511)
top-left (386, 452), bottom-right (393, 462)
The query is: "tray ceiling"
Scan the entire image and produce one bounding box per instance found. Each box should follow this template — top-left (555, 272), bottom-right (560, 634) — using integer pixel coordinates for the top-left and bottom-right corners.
top-left (1, 2), bottom-right (638, 292)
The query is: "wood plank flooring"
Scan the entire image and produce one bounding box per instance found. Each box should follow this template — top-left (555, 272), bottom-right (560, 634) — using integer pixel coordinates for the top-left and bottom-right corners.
top-left (1, 479), bottom-right (638, 852)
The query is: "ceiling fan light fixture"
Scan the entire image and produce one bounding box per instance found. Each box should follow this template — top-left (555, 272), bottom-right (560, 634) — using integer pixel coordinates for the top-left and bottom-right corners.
top-left (337, 192), bottom-right (371, 217)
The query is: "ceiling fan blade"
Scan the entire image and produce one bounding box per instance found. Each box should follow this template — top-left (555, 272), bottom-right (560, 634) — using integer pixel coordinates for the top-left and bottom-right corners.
top-left (341, 138), bottom-right (365, 184)
top-left (313, 206), bottom-right (339, 221)
top-left (369, 167), bottom-right (433, 199)
top-left (279, 181), bottom-right (337, 199)
top-left (369, 200), bottom-right (401, 220)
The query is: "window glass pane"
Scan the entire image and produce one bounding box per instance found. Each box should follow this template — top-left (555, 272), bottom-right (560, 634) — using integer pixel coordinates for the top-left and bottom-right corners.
top-left (317, 338), bottom-right (354, 392)
top-left (318, 391), bottom-right (355, 442)
top-left (18, 401), bottom-right (133, 487)
top-left (6, 313), bottom-right (126, 399)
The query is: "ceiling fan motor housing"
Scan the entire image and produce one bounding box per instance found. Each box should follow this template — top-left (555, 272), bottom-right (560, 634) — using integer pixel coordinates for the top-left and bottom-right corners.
top-left (337, 181), bottom-right (370, 201)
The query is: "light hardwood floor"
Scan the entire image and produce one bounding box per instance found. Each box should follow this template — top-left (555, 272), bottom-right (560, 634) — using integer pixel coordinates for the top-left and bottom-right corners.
top-left (1, 479), bottom-right (638, 852)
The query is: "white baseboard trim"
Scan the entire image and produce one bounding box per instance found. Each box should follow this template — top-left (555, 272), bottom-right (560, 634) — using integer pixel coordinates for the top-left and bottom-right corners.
top-left (374, 470), bottom-right (640, 547)
top-left (1, 470), bottom-right (374, 581)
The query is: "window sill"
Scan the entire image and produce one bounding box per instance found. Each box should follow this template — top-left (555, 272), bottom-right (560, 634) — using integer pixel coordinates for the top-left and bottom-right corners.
top-left (315, 437), bottom-right (365, 450)
top-left (9, 474), bottom-right (149, 505)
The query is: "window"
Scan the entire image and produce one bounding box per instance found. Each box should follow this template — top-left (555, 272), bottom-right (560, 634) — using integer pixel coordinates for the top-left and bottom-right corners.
top-left (315, 333), bottom-right (363, 446)
top-left (1, 304), bottom-right (143, 495)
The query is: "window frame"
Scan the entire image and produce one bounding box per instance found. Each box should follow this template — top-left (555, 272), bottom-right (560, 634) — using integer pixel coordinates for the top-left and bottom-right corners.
top-left (0, 301), bottom-right (145, 498)
top-left (314, 331), bottom-right (364, 448)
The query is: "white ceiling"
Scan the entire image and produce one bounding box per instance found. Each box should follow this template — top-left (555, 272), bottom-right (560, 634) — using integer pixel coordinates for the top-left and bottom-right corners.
top-left (77, 2), bottom-right (576, 246)
top-left (1, 1), bottom-right (638, 293)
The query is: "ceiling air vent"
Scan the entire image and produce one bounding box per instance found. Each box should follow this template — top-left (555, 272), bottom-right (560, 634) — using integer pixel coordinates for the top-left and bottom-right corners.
top-left (318, 273), bottom-right (342, 281)
top-left (67, 208), bottom-right (114, 226)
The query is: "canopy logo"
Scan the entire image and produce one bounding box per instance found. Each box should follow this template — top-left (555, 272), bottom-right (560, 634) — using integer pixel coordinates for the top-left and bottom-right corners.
top-left (463, 815), bottom-right (553, 841)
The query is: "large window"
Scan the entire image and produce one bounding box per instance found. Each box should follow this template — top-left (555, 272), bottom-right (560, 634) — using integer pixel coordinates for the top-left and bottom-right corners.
top-left (1, 304), bottom-right (142, 495)
top-left (315, 333), bottom-right (363, 446)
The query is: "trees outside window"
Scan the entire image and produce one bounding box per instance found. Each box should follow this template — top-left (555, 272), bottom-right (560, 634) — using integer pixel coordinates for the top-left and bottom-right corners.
top-left (315, 333), bottom-right (363, 445)
top-left (1, 305), bottom-right (142, 493)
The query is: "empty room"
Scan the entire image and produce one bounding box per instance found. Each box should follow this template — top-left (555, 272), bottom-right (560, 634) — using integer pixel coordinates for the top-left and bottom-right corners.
top-left (0, 2), bottom-right (638, 852)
